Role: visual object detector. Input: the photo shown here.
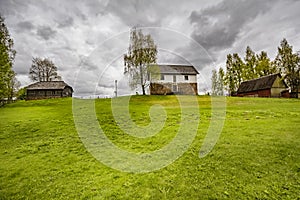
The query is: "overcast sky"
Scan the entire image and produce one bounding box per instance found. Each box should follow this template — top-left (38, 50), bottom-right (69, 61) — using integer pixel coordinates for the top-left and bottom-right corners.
top-left (1, 0), bottom-right (300, 96)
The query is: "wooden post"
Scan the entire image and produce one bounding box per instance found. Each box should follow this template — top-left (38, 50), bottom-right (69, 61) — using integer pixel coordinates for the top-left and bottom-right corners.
top-left (114, 80), bottom-right (117, 98)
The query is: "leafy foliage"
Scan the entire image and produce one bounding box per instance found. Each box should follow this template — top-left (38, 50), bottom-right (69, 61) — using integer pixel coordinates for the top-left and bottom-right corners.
top-left (224, 53), bottom-right (245, 95)
top-left (0, 15), bottom-right (17, 102)
top-left (223, 39), bottom-right (300, 97)
top-left (244, 46), bottom-right (256, 80)
top-left (217, 67), bottom-right (225, 96)
top-left (124, 28), bottom-right (157, 95)
top-left (17, 87), bottom-right (26, 100)
top-left (211, 68), bottom-right (224, 96)
top-left (211, 69), bottom-right (218, 95)
top-left (256, 51), bottom-right (277, 76)
top-left (275, 38), bottom-right (300, 97)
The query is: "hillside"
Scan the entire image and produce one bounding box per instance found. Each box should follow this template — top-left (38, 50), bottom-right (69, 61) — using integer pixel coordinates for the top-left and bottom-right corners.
top-left (0, 96), bottom-right (299, 199)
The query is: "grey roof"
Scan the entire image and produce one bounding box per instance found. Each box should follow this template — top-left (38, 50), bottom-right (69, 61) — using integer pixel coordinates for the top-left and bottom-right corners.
top-left (237, 73), bottom-right (287, 93)
top-left (26, 81), bottom-right (73, 91)
top-left (154, 64), bottom-right (199, 75)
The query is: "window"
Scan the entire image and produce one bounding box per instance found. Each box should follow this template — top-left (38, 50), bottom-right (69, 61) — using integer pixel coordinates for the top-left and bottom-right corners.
top-left (184, 75), bottom-right (189, 81)
top-left (161, 74), bottom-right (164, 80)
top-left (173, 75), bottom-right (176, 83)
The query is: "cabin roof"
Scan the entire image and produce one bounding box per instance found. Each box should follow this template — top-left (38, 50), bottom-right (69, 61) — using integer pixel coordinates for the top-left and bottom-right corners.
top-left (26, 81), bottom-right (73, 91)
top-left (237, 73), bottom-right (287, 93)
top-left (153, 64), bottom-right (199, 75)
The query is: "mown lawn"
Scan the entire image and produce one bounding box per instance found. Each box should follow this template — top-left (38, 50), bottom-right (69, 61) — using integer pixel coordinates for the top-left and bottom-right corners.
top-left (0, 96), bottom-right (299, 199)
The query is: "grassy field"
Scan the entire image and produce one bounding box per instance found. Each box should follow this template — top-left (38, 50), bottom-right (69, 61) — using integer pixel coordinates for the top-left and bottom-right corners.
top-left (0, 96), bottom-right (300, 199)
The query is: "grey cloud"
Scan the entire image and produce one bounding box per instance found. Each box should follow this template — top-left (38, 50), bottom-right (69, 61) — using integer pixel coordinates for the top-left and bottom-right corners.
top-left (0, 0), bottom-right (29, 16)
top-left (84, 0), bottom-right (109, 17)
top-left (16, 21), bottom-right (35, 31)
top-left (78, 56), bottom-right (99, 71)
top-left (2, 0), bottom-right (300, 96)
top-left (189, 0), bottom-right (273, 51)
top-left (36, 25), bottom-right (56, 40)
top-left (105, 0), bottom-right (164, 27)
top-left (98, 82), bottom-right (114, 89)
top-left (57, 17), bottom-right (74, 28)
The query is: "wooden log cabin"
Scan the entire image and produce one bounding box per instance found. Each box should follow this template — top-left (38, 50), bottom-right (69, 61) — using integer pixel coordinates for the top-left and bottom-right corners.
top-left (26, 81), bottom-right (73, 100)
top-left (237, 73), bottom-right (288, 98)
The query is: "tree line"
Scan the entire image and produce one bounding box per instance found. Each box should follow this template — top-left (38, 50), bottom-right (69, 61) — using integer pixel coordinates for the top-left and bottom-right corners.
top-left (212, 38), bottom-right (300, 98)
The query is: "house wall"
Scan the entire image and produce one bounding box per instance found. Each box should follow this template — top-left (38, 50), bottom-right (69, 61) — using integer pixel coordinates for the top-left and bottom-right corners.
top-left (154, 74), bottom-right (197, 83)
top-left (150, 83), bottom-right (197, 95)
top-left (281, 90), bottom-right (290, 98)
top-left (270, 76), bottom-right (288, 97)
top-left (237, 89), bottom-right (271, 97)
top-left (27, 89), bottom-right (65, 100)
top-left (63, 87), bottom-right (73, 97)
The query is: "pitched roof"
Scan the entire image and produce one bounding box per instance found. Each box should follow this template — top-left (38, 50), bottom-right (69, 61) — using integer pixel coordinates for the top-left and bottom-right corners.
top-left (26, 81), bottom-right (73, 91)
top-left (237, 73), bottom-right (287, 93)
top-left (154, 64), bottom-right (199, 75)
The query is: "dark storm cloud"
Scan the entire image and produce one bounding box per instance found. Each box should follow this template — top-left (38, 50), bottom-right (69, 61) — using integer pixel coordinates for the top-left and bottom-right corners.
top-left (36, 25), bottom-right (56, 40)
top-left (189, 0), bottom-right (273, 51)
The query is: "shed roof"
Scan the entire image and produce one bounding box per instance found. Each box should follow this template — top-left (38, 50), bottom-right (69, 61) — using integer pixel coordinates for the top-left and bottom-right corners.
top-left (237, 73), bottom-right (287, 93)
top-left (154, 64), bottom-right (199, 75)
top-left (26, 81), bottom-right (73, 91)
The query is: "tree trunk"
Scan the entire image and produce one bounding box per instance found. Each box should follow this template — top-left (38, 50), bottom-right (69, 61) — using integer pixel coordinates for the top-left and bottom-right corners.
top-left (142, 85), bottom-right (145, 95)
top-left (296, 84), bottom-right (299, 98)
top-left (139, 65), bottom-right (146, 95)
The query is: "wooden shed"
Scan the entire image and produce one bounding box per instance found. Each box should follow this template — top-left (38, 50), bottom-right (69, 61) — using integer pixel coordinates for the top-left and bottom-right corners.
top-left (237, 73), bottom-right (288, 98)
top-left (26, 81), bottom-right (73, 100)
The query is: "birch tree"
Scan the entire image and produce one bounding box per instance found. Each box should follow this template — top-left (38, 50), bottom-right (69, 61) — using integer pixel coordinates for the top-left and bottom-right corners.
top-left (124, 28), bottom-right (157, 95)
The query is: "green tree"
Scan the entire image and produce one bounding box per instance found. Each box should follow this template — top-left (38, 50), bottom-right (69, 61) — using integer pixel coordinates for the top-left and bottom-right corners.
top-left (211, 69), bottom-right (218, 96)
top-left (224, 54), bottom-right (234, 95)
top-left (0, 15), bottom-right (16, 101)
top-left (232, 53), bottom-right (244, 92)
top-left (225, 53), bottom-right (244, 95)
top-left (17, 87), bottom-right (26, 100)
top-left (217, 67), bottom-right (225, 96)
top-left (124, 28), bottom-right (157, 95)
top-left (212, 67), bottom-right (225, 96)
top-left (29, 57), bottom-right (60, 82)
top-left (256, 51), bottom-right (277, 76)
top-left (275, 38), bottom-right (300, 98)
top-left (8, 71), bottom-right (20, 100)
top-left (244, 46), bottom-right (257, 80)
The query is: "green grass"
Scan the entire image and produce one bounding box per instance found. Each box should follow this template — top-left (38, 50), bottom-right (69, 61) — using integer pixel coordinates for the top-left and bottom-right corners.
top-left (0, 96), bottom-right (300, 199)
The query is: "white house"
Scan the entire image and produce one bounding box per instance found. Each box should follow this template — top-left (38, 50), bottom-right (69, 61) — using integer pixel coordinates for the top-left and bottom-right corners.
top-left (149, 64), bottom-right (199, 95)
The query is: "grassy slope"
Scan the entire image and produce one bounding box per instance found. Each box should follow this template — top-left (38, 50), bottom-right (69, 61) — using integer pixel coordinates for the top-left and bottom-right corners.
top-left (0, 96), bottom-right (299, 199)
